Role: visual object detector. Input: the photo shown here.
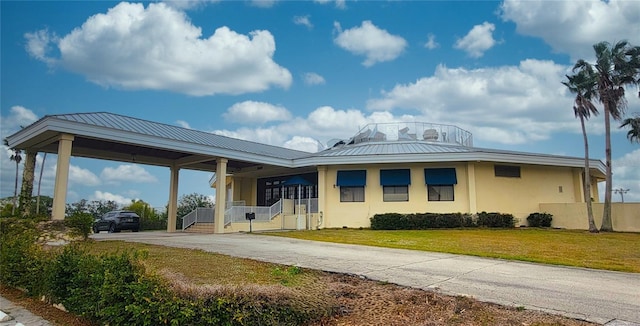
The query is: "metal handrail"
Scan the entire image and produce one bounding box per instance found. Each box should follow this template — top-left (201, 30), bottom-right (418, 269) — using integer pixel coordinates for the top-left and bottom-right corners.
top-left (224, 200), bottom-right (283, 225)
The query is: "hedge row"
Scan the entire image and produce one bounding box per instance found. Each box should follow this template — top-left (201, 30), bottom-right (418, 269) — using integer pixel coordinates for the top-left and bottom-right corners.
top-left (370, 212), bottom-right (517, 230)
top-left (0, 218), bottom-right (332, 325)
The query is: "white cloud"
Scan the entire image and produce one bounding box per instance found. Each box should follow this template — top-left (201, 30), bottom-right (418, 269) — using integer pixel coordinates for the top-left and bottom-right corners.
top-left (176, 120), bottom-right (192, 129)
top-left (91, 191), bottom-right (132, 207)
top-left (303, 72), bottom-right (326, 85)
top-left (454, 22), bottom-right (497, 58)
top-left (26, 2), bottom-right (291, 96)
top-left (69, 165), bottom-right (101, 187)
top-left (283, 136), bottom-right (322, 152)
top-left (424, 33), bottom-right (439, 50)
top-left (314, 0), bottom-right (346, 9)
top-left (293, 15), bottom-right (313, 29)
top-left (0, 106), bottom-right (38, 139)
top-left (162, 0), bottom-right (219, 10)
top-left (500, 0), bottom-right (640, 61)
top-left (611, 149), bottom-right (640, 203)
top-left (1, 107), bottom-right (40, 198)
top-left (101, 164), bottom-right (158, 184)
top-left (223, 101), bottom-right (292, 124)
top-left (334, 21), bottom-right (407, 67)
top-left (366, 59), bottom-right (601, 144)
top-left (250, 0), bottom-right (277, 8)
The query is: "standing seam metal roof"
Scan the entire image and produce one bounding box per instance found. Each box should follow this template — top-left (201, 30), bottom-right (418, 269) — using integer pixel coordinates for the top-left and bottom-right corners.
top-left (50, 112), bottom-right (311, 160)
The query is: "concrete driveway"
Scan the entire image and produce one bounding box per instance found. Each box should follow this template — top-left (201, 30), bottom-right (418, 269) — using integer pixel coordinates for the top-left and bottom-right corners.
top-left (93, 231), bottom-right (640, 325)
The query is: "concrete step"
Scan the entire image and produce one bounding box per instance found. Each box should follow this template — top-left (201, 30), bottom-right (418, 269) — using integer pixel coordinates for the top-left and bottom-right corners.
top-left (183, 223), bottom-right (216, 234)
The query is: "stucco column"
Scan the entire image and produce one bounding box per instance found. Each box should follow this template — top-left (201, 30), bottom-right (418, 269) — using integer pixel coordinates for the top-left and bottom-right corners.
top-left (167, 164), bottom-right (180, 232)
top-left (467, 162), bottom-right (477, 214)
top-left (573, 168), bottom-right (585, 203)
top-left (214, 158), bottom-right (228, 234)
top-left (51, 134), bottom-right (74, 220)
top-left (317, 166), bottom-right (327, 229)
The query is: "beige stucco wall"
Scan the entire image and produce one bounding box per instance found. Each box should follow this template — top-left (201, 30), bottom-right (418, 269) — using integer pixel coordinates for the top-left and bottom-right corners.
top-left (224, 213), bottom-right (320, 232)
top-left (322, 163), bottom-right (470, 228)
top-left (540, 203), bottom-right (640, 232)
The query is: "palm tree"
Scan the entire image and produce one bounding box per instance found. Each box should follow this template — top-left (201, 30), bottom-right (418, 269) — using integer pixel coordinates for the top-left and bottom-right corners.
top-left (620, 114), bottom-right (640, 143)
top-left (4, 139), bottom-right (23, 216)
top-left (36, 153), bottom-right (47, 215)
top-left (574, 41), bottom-right (640, 231)
top-left (19, 150), bottom-right (37, 217)
top-left (563, 68), bottom-right (599, 233)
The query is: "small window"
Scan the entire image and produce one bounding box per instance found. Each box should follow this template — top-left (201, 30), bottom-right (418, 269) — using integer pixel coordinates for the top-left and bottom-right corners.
top-left (428, 185), bottom-right (454, 201)
top-left (494, 165), bottom-right (521, 178)
top-left (340, 186), bottom-right (365, 202)
top-left (383, 185), bottom-right (409, 202)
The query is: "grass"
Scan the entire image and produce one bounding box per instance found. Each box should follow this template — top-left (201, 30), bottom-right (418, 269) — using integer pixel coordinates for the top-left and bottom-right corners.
top-left (266, 228), bottom-right (640, 273)
top-left (79, 241), bottom-right (317, 287)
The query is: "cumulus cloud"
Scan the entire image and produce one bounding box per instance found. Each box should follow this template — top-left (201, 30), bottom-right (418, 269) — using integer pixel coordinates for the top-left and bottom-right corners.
top-left (250, 0), bottom-right (277, 8)
top-left (314, 0), bottom-right (346, 9)
top-left (25, 2), bottom-right (291, 96)
top-left (1, 107), bottom-right (40, 198)
top-left (454, 22), bottom-right (497, 58)
top-left (334, 21), bottom-right (407, 67)
top-left (223, 101), bottom-right (292, 124)
top-left (611, 149), bottom-right (640, 202)
top-left (293, 15), bottom-right (313, 29)
top-left (101, 164), bottom-right (158, 184)
top-left (91, 190), bottom-right (132, 207)
top-left (500, 0), bottom-right (640, 61)
top-left (176, 120), bottom-right (192, 129)
top-left (303, 72), bottom-right (326, 85)
top-left (366, 59), bottom-right (598, 144)
top-left (69, 165), bottom-right (101, 186)
top-left (162, 0), bottom-right (219, 10)
top-left (424, 33), bottom-right (439, 50)
top-left (283, 136), bottom-right (322, 153)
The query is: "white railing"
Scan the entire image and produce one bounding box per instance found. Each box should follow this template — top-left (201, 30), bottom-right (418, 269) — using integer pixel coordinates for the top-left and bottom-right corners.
top-left (181, 201), bottom-right (246, 230)
top-left (224, 200), bottom-right (282, 225)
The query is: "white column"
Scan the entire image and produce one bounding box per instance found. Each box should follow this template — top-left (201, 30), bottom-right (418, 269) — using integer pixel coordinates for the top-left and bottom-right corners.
top-left (167, 164), bottom-right (180, 232)
top-left (51, 134), bottom-right (74, 220)
top-left (214, 158), bottom-right (228, 234)
top-left (467, 163), bottom-right (477, 214)
top-left (317, 166), bottom-right (327, 229)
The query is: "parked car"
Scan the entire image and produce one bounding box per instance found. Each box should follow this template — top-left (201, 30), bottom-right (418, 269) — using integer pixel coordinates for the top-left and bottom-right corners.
top-left (93, 210), bottom-right (140, 233)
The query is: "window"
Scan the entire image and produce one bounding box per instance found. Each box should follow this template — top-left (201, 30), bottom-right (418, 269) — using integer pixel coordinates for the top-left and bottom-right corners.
top-left (383, 185), bottom-right (409, 202)
top-left (428, 185), bottom-right (454, 201)
top-left (494, 165), bottom-right (521, 178)
top-left (340, 186), bottom-right (365, 202)
top-left (424, 168), bottom-right (457, 202)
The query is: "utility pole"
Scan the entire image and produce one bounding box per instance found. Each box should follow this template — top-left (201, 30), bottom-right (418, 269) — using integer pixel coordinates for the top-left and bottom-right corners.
top-left (613, 188), bottom-right (629, 203)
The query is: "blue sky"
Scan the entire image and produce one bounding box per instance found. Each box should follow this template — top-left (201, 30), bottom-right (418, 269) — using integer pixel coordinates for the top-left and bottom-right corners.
top-left (1, 0), bottom-right (639, 208)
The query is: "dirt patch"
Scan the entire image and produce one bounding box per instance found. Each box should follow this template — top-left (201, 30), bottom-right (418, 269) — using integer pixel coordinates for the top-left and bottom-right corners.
top-left (1, 273), bottom-right (594, 326)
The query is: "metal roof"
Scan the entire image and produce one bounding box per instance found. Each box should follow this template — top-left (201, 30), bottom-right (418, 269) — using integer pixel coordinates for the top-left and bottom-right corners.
top-left (49, 112), bottom-right (309, 160)
top-left (314, 141), bottom-right (472, 157)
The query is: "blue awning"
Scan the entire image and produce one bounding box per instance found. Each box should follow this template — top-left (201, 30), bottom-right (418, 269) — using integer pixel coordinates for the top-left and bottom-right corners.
top-left (424, 168), bottom-right (457, 185)
top-left (283, 175), bottom-right (312, 186)
top-left (380, 169), bottom-right (411, 186)
top-left (336, 170), bottom-right (367, 187)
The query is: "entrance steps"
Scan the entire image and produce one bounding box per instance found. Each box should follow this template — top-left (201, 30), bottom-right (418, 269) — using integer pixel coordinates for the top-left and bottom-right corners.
top-left (183, 222), bottom-right (216, 234)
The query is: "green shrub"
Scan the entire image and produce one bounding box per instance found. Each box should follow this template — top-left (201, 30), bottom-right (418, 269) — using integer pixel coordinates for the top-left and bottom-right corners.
top-left (527, 212), bottom-right (553, 227)
top-left (371, 212), bottom-right (475, 230)
top-left (64, 212), bottom-right (94, 240)
top-left (476, 212), bottom-right (516, 228)
top-left (370, 213), bottom-right (406, 230)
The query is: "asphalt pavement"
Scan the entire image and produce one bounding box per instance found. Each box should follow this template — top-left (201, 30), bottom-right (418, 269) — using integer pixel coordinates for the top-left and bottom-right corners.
top-left (91, 231), bottom-right (640, 325)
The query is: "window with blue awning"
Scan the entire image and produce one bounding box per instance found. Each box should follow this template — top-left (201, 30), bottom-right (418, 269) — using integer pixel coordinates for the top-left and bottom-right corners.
top-left (424, 168), bottom-right (457, 185)
top-left (336, 170), bottom-right (367, 187)
top-left (379, 169), bottom-right (411, 186)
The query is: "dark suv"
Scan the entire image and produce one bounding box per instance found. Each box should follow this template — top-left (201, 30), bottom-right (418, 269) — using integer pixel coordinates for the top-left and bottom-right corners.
top-left (93, 210), bottom-right (140, 233)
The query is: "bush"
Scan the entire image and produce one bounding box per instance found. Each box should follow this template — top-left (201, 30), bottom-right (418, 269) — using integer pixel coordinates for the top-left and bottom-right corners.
top-left (527, 212), bottom-right (553, 227)
top-left (371, 212), bottom-right (475, 230)
top-left (476, 212), bottom-right (516, 228)
top-left (64, 212), bottom-right (94, 240)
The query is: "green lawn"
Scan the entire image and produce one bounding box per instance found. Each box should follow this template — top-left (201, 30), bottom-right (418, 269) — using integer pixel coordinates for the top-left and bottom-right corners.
top-left (267, 228), bottom-right (640, 273)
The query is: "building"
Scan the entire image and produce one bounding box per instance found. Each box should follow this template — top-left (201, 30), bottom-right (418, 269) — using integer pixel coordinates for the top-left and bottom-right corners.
top-left (6, 112), bottom-right (608, 232)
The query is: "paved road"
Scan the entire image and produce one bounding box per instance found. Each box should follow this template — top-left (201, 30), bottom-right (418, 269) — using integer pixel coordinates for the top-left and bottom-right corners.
top-left (93, 231), bottom-right (640, 325)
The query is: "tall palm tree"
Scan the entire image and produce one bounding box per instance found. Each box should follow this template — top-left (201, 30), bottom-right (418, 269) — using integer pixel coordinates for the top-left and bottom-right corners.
top-left (19, 150), bottom-right (37, 217)
top-left (620, 114), bottom-right (640, 143)
top-left (563, 68), bottom-right (599, 233)
top-left (574, 41), bottom-right (640, 231)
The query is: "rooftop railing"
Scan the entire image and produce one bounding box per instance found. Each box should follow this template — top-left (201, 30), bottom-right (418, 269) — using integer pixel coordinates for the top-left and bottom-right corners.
top-left (348, 122), bottom-right (472, 147)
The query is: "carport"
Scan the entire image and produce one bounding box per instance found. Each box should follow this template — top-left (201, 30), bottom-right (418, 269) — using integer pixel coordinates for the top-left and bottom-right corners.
top-left (5, 112), bottom-right (309, 233)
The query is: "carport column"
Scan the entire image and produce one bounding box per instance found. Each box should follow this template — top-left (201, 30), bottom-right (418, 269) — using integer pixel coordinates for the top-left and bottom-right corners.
top-left (467, 162), bottom-right (477, 214)
top-left (214, 158), bottom-right (228, 234)
top-left (317, 166), bottom-right (327, 229)
top-left (51, 134), bottom-right (74, 220)
top-left (573, 168), bottom-right (585, 203)
top-left (167, 164), bottom-right (180, 232)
